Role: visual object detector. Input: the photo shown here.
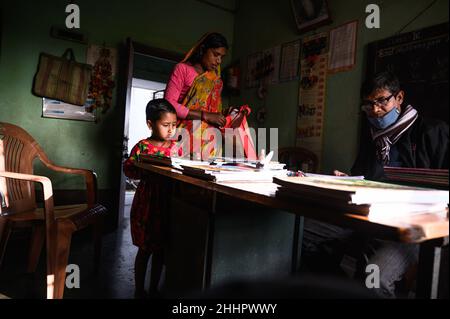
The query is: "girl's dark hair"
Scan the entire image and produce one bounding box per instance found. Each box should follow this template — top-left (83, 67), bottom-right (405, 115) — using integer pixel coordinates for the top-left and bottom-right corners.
top-left (361, 71), bottom-right (401, 98)
top-left (146, 98), bottom-right (176, 122)
top-left (188, 32), bottom-right (228, 64)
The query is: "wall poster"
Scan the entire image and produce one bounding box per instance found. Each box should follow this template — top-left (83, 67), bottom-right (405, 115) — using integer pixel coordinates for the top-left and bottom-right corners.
top-left (296, 32), bottom-right (329, 170)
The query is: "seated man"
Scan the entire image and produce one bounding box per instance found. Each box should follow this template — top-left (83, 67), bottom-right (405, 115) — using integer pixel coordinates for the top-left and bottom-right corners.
top-left (302, 71), bottom-right (449, 298)
top-left (348, 71), bottom-right (448, 179)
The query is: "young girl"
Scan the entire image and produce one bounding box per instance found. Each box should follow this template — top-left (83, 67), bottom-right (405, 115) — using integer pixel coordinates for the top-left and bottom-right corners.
top-left (123, 98), bottom-right (180, 298)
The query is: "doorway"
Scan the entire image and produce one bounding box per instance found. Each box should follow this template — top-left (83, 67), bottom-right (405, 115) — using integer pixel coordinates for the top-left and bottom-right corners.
top-left (128, 79), bottom-right (166, 153)
top-left (124, 78), bottom-right (167, 216)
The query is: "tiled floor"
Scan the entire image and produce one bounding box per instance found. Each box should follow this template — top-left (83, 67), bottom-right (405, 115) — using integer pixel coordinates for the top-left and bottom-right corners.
top-left (0, 191), bottom-right (156, 299)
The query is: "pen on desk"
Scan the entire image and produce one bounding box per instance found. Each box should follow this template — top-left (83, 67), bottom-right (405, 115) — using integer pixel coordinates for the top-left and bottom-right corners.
top-left (287, 170), bottom-right (305, 177)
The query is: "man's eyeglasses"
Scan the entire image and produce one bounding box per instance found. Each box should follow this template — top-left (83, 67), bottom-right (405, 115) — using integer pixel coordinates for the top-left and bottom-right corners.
top-left (361, 93), bottom-right (396, 112)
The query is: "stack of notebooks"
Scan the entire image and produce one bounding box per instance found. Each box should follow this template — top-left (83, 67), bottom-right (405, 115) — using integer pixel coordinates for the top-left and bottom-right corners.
top-left (273, 175), bottom-right (449, 219)
top-left (139, 154), bottom-right (175, 166)
top-left (139, 154), bottom-right (207, 168)
top-left (383, 166), bottom-right (449, 189)
top-left (180, 163), bottom-right (286, 182)
top-left (139, 154), bottom-right (287, 182)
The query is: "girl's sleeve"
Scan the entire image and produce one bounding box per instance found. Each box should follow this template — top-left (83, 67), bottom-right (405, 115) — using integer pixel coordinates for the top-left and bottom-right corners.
top-left (123, 143), bottom-right (142, 179)
top-left (164, 63), bottom-right (190, 120)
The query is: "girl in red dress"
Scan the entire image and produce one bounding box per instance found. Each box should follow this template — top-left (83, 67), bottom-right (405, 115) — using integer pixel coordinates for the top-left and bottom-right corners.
top-left (123, 98), bottom-right (180, 298)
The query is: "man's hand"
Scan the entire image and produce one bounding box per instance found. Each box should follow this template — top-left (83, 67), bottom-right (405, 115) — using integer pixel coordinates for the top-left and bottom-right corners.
top-left (333, 170), bottom-right (348, 176)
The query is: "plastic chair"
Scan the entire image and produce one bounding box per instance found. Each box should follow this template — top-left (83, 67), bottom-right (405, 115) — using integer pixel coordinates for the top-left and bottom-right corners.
top-left (278, 147), bottom-right (318, 173)
top-left (0, 122), bottom-right (107, 299)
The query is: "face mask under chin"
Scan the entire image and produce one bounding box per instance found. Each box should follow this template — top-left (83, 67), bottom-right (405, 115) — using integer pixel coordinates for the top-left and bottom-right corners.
top-left (367, 107), bottom-right (400, 130)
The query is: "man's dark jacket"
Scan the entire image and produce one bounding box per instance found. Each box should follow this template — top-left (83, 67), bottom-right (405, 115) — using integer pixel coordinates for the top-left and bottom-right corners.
top-left (351, 115), bottom-right (449, 181)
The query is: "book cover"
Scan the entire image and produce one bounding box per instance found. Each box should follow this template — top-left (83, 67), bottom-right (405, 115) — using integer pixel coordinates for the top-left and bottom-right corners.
top-left (180, 164), bottom-right (286, 182)
top-left (139, 154), bottom-right (173, 166)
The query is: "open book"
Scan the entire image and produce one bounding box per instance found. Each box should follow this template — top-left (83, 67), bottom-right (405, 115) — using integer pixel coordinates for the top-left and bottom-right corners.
top-left (273, 175), bottom-right (449, 217)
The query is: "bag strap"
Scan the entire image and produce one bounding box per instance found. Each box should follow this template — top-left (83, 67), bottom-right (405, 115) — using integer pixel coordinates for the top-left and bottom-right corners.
top-left (62, 48), bottom-right (75, 61)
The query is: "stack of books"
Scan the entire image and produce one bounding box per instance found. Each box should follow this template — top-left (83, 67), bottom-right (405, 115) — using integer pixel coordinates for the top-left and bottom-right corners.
top-left (139, 154), bottom-right (207, 168)
top-left (273, 175), bottom-right (449, 219)
top-left (383, 167), bottom-right (449, 189)
top-left (139, 154), bottom-right (287, 182)
top-left (180, 163), bottom-right (286, 182)
top-left (139, 154), bottom-right (174, 166)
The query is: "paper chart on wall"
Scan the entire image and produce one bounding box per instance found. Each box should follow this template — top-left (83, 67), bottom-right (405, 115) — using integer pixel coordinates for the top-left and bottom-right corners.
top-left (328, 20), bottom-right (358, 73)
top-left (245, 52), bottom-right (262, 88)
top-left (279, 40), bottom-right (301, 82)
top-left (263, 46), bottom-right (281, 84)
top-left (296, 33), bottom-right (328, 169)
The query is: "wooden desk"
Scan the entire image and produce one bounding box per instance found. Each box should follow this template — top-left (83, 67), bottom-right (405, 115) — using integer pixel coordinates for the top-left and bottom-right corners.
top-left (137, 163), bottom-right (449, 298)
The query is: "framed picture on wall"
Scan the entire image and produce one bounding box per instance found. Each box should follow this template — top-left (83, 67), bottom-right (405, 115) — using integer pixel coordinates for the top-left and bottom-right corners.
top-left (291, 0), bottom-right (332, 34)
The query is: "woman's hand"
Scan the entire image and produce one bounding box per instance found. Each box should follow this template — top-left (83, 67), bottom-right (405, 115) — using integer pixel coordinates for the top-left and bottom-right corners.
top-left (223, 106), bottom-right (239, 116)
top-left (203, 111), bottom-right (226, 127)
top-left (333, 170), bottom-right (348, 176)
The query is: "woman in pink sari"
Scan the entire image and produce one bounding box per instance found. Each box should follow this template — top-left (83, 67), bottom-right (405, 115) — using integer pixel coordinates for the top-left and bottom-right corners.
top-left (165, 32), bottom-right (228, 160)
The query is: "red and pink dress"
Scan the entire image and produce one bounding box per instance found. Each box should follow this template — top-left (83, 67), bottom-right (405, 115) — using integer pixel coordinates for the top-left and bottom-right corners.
top-left (123, 139), bottom-right (180, 252)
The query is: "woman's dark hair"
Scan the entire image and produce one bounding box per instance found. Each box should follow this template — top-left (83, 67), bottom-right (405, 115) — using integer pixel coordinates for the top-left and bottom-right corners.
top-left (188, 32), bottom-right (228, 64)
top-left (361, 71), bottom-right (401, 98)
top-left (146, 98), bottom-right (176, 122)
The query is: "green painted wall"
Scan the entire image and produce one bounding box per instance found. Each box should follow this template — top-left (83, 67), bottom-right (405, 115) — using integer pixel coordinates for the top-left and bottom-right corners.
top-left (230, 0), bottom-right (449, 174)
top-left (133, 54), bottom-right (176, 83)
top-left (0, 0), bottom-right (235, 190)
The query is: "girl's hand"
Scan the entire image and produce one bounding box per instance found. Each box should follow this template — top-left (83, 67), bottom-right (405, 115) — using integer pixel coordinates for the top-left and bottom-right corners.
top-left (333, 170), bottom-right (348, 176)
top-left (203, 111), bottom-right (226, 127)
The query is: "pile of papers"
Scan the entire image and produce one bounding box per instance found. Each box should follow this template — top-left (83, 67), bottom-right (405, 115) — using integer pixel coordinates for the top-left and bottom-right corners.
top-left (383, 166), bottom-right (449, 189)
top-left (139, 154), bottom-right (206, 168)
top-left (139, 154), bottom-right (175, 166)
top-left (181, 162), bottom-right (287, 182)
top-left (139, 154), bottom-right (287, 182)
top-left (273, 175), bottom-right (449, 219)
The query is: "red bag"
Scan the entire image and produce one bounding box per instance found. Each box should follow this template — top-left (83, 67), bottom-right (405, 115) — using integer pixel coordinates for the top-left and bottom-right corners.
top-left (222, 105), bottom-right (258, 161)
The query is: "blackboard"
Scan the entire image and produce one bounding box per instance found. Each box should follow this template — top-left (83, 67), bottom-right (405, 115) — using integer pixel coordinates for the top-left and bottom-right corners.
top-left (366, 22), bottom-right (449, 123)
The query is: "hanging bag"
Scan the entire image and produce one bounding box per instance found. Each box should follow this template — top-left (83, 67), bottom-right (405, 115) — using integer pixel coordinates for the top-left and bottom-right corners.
top-left (33, 48), bottom-right (92, 106)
